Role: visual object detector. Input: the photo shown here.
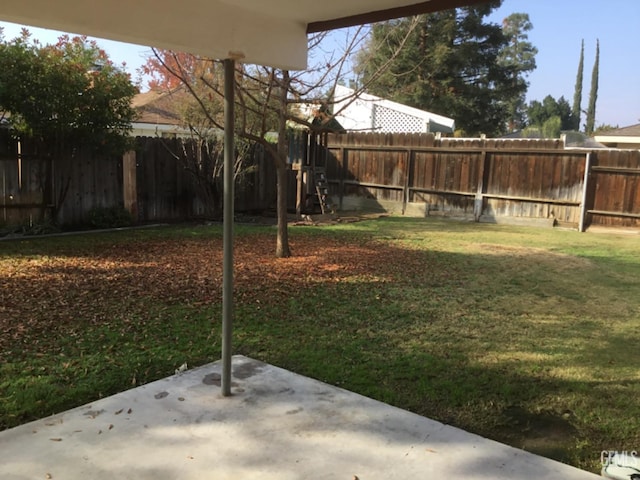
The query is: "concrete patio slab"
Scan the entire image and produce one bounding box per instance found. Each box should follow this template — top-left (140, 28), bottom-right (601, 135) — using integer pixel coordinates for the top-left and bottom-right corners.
top-left (0, 355), bottom-right (600, 480)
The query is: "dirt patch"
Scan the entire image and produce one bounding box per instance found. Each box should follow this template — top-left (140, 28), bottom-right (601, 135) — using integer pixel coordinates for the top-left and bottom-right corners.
top-left (290, 212), bottom-right (388, 226)
top-left (493, 405), bottom-right (579, 463)
top-left (232, 211), bottom-right (387, 227)
top-left (471, 243), bottom-right (593, 270)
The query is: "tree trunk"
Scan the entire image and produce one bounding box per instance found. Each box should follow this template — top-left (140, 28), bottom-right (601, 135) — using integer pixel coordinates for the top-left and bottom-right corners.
top-left (275, 70), bottom-right (291, 258)
top-left (275, 159), bottom-right (290, 258)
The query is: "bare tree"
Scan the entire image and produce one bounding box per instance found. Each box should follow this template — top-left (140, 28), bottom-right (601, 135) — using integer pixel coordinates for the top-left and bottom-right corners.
top-left (157, 129), bottom-right (253, 219)
top-left (143, 21), bottom-right (418, 257)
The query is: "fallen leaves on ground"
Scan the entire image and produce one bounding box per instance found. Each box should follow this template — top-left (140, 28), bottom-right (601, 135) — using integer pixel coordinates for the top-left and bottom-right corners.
top-left (0, 231), bottom-right (429, 358)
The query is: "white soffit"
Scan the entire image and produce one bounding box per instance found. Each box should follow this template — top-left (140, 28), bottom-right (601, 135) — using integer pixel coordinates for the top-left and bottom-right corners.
top-left (0, 1), bottom-right (484, 69)
top-left (0, 0), bottom-right (308, 69)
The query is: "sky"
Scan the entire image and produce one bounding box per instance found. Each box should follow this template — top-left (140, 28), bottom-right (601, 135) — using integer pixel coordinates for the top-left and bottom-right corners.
top-left (1, 0), bottom-right (639, 128)
top-left (489, 0), bottom-right (640, 128)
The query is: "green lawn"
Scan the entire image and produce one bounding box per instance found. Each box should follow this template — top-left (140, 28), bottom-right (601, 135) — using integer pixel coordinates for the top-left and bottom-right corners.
top-left (1, 217), bottom-right (639, 472)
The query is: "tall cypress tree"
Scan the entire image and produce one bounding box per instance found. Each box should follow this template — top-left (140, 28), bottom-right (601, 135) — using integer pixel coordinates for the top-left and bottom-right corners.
top-left (571, 39), bottom-right (584, 131)
top-left (585, 39), bottom-right (599, 135)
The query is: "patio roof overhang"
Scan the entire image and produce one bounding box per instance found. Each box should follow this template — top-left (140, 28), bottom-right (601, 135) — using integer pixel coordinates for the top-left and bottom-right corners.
top-left (0, 0), bottom-right (487, 69)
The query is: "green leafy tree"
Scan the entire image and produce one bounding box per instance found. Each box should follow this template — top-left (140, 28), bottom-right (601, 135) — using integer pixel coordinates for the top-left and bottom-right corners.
top-left (355, 1), bottom-right (532, 136)
top-left (571, 39), bottom-right (584, 131)
top-left (497, 13), bottom-right (538, 132)
top-left (526, 95), bottom-right (572, 134)
top-left (541, 115), bottom-right (562, 138)
top-left (0, 29), bottom-right (137, 218)
top-left (0, 31), bottom-right (136, 153)
top-left (585, 39), bottom-right (599, 135)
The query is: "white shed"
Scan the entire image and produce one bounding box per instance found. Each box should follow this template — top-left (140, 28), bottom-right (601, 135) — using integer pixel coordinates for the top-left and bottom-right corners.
top-left (333, 85), bottom-right (455, 134)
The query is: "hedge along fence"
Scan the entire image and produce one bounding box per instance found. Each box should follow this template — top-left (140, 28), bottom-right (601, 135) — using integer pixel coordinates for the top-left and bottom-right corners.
top-left (322, 132), bottom-right (640, 230)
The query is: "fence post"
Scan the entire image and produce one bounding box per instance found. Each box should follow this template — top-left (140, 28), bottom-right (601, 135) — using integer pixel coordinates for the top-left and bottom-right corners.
top-left (402, 149), bottom-right (413, 215)
top-left (122, 150), bottom-right (138, 223)
top-left (339, 147), bottom-right (347, 211)
top-left (578, 152), bottom-right (594, 232)
top-left (473, 148), bottom-right (488, 222)
top-left (295, 164), bottom-right (303, 216)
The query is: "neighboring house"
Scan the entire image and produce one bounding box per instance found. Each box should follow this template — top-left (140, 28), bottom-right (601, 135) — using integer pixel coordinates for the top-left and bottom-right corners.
top-left (502, 130), bottom-right (605, 148)
top-left (594, 124), bottom-right (640, 149)
top-left (131, 90), bottom-right (192, 138)
top-left (332, 85), bottom-right (455, 134)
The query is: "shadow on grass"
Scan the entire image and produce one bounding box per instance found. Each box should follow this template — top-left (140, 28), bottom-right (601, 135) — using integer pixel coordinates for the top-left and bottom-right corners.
top-left (236, 287), bottom-right (638, 472)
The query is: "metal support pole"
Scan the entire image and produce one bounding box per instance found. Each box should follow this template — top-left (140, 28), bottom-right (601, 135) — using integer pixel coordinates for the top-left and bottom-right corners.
top-left (221, 58), bottom-right (235, 397)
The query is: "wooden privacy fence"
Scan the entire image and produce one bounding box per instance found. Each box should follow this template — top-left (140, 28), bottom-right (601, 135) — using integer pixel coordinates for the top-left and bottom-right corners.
top-left (131, 136), bottom-right (277, 223)
top-left (3, 129), bottom-right (640, 231)
top-left (587, 149), bottom-right (640, 228)
top-left (0, 130), bottom-right (123, 227)
top-left (320, 133), bottom-right (640, 230)
top-left (0, 133), bottom-right (278, 227)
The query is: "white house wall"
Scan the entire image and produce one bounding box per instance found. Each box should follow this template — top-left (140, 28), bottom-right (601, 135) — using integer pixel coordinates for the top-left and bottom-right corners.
top-left (333, 88), bottom-right (376, 132)
top-left (333, 85), bottom-right (454, 134)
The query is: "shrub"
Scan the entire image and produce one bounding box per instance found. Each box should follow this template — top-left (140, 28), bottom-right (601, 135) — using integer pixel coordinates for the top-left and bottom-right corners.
top-left (87, 206), bottom-right (133, 229)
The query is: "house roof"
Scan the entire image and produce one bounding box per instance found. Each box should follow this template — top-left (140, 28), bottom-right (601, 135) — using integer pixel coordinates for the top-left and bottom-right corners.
top-left (333, 85), bottom-right (455, 133)
top-left (595, 124), bottom-right (640, 137)
top-left (593, 124), bottom-right (640, 148)
top-left (0, 0), bottom-right (487, 69)
top-left (132, 90), bottom-right (183, 126)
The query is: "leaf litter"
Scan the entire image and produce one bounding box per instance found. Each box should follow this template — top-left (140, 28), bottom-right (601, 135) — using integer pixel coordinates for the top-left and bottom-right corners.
top-left (0, 232), bottom-right (419, 359)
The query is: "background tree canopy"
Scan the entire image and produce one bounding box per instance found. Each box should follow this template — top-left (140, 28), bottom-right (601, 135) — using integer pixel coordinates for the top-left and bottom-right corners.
top-left (355, 1), bottom-right (536, 137)
top-left (526, 95), bottom-right (573, 131)
top-left (0, 29), bottom-right (137, 156)
top-left (497, 12), bottom-right (537, 132)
